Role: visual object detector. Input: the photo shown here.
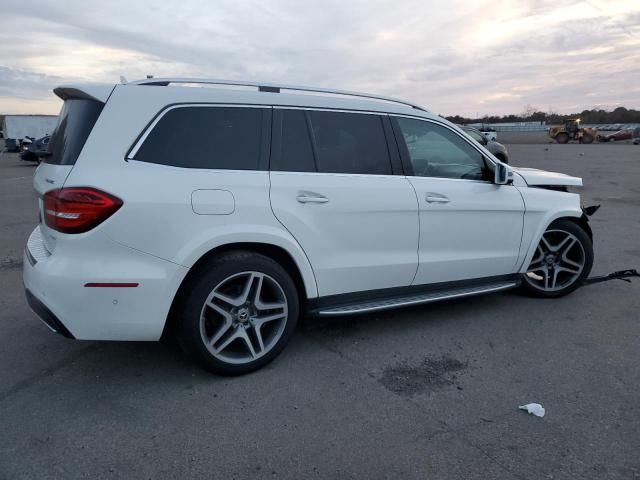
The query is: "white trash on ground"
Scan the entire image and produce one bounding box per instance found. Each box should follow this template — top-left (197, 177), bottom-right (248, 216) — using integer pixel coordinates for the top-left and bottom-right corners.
top-left (519, 403), bottom-right (545, 417)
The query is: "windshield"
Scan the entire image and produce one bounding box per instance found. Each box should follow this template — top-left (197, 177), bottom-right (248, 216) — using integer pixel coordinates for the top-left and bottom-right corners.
top-left (45, 98), bottom-right (103, 165)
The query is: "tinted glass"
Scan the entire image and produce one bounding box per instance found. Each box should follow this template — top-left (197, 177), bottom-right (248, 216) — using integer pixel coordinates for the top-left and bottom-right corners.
top-left (45, 99), bottom-right (103, 165)
top-left (464, 128), bottom-right (485, 144)
top-left (397, 118), bottom-right (486, 180)
top-left (273, 109), bottom-right (316, 172)
top-left (308, 111), bottom-right (391, 175)
top-left (135, 107), bottom-right (263, 170)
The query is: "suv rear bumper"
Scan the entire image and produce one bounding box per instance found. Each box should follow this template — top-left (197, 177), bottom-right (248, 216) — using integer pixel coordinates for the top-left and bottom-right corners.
top-left (23, 226), bottom-right (188, 341)
top-left (24, 288), bottom-right (75, 338)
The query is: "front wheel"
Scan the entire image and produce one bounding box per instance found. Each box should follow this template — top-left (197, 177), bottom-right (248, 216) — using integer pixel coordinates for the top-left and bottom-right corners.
top-left (521, 220), bottom-right (593, 298)
top-left (176, 251), bottom-right (299, 375)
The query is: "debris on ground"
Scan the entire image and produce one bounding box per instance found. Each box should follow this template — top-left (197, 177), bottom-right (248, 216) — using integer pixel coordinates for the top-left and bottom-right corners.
top-left (584, 268), bottom-right (640, 285)
top-left (519, 403), bottom-right (545, 417)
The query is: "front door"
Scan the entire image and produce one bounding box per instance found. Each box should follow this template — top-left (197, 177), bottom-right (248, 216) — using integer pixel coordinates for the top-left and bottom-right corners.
top-left (392, 116), bottom-right (525, 285)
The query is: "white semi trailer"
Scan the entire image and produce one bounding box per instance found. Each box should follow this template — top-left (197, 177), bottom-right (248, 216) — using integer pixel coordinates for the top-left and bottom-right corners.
top-left (2, 115), bottom-right (58, 151)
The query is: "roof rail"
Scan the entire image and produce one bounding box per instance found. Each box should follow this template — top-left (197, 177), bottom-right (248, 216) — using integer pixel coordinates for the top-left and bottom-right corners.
top-left (129, 77), bottom-right (428, 112)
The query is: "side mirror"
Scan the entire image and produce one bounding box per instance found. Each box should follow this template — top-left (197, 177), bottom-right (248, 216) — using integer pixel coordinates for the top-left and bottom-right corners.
top-left (494, 162), bottom-right (511, 185)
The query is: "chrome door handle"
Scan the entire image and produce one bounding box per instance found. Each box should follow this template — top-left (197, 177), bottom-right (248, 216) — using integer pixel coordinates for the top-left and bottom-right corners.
top-left (296, 192), bottom-right (329, 204)
top-left (425, 193), bottom-right (450, 204)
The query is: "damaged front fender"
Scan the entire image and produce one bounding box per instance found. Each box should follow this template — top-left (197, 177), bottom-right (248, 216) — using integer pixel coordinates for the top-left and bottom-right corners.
top-left (582, 204), bottom-right (601, 216)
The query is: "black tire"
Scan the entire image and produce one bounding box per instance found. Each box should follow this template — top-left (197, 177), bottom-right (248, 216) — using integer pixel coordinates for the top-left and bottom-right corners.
top-left (609, 137), bottom-right (616, 142)
top-left (176, 251), bottom-right (299, 375)
top-left (555, 133), bottom-right (569, 144)
top-left (581, 134), bottom-right (594, 144)
top-left (520, 219), bottom-right (593, 298)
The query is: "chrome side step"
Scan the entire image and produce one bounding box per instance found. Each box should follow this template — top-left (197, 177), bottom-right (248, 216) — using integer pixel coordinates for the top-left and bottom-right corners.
top-left (316, 281), bottom-right (518, 317)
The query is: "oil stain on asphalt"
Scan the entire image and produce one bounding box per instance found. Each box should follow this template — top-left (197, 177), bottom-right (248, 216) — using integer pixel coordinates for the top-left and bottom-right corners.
top-left (0, 255), bottom-right (23, 271)
top-left (379, 355), bottom-right (467, 397)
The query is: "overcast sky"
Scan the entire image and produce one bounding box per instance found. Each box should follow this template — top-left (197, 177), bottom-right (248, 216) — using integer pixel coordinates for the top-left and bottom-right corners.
top-left (1, 0), bottom-right (639, 116)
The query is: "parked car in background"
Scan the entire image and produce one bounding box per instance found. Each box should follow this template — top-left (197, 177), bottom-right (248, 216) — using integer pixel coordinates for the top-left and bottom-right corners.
top-left (20, 135), bottom-right (50, 162)
top-left (24, 77), bottom-right (594, 375)
top-left (460, 125), bottom-right (509, 163)
top-left (478, 127), bottom-right (497, 142)
top-left (2, 115), bottom-right (57, 152)
top-left (597, 129), bottom-right (634, 142)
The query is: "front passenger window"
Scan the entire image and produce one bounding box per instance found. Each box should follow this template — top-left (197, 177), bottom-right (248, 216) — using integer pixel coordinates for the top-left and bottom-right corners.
top-left (396, 118), bottom-right (487, 181)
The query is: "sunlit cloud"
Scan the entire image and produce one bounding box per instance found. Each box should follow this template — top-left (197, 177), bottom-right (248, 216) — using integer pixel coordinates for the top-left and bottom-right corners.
top-left (0, 0), bottom-right (638, 116)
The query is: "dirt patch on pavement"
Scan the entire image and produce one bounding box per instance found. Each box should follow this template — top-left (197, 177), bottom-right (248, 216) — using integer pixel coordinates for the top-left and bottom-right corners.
top-left (0, 255), bottom-right (23, 271)
top-left (379, 355), bottom-right (467, 397)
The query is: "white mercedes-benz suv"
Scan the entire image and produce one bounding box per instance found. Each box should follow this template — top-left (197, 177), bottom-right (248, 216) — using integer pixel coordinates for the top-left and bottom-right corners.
top-left (24, 78), bottom-right (593, 375)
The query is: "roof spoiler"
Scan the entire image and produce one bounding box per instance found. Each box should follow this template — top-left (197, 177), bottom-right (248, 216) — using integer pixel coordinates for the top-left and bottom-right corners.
top-left (53, 84), bottom-right (115, 103)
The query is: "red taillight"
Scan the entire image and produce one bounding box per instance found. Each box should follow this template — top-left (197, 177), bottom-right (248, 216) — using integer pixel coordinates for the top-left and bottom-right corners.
top-left (43, 187), bottom-right (123, 234)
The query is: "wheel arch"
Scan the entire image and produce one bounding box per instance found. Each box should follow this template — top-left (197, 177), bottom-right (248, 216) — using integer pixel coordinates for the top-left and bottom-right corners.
top-left (551, 214), bottom-right (592, 242)
top-left (517, 210), bottom-right (586, 272)
top-left (162, 241), bottom-right (317, 341)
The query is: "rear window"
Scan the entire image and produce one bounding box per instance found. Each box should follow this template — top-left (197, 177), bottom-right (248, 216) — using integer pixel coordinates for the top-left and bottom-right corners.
top-left (272, 109), bottom-right (392, 175)
top-left (133, 106), bottom-right (264, 170)
top-left (308, 111), bottom-right (391, 175)
top-left (45, 99), bottom-right (104, 165)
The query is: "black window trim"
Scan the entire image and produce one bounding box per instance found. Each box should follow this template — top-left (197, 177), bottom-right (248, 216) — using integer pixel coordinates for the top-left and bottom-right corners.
top-left (390, 114), bottom-right (496, 183)
top-left (126, 103), bottom-right (272, 171)
top-left (271, 106), bottom-right (401, 176)
top-left (271, 108), bottom-right (318, 173)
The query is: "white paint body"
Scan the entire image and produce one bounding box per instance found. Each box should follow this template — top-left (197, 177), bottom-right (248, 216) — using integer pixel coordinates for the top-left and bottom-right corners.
top-left (23, 80), bottom-right (586, 341)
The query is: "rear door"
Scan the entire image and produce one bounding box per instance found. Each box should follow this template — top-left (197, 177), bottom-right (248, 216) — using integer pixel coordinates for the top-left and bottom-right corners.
top-left (269, 108), bottom-right (419, 297)
top-left (34, 97), bottom-right (105, 253)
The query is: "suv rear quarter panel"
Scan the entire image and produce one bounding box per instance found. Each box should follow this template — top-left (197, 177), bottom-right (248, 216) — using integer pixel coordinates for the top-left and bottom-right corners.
top-left (62, 86), bottom-right (318, 299)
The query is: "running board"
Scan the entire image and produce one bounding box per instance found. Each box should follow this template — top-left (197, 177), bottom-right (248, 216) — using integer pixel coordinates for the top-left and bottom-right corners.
top-left (316, 281), bottom-right (519, 317)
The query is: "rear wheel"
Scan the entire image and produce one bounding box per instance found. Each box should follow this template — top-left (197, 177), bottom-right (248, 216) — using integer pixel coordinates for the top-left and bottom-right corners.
top-left (176, 251), bottom-right (299, 375)
top-left (521, 220), bottom-right (593, 298)
top-left (555, 133), bottom-right (569, 144)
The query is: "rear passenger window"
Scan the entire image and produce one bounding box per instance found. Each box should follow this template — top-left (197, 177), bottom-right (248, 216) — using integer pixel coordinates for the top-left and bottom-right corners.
top-left (272, 109), bottom-right (316, 172)
top-left (134, 106), bottom-right (263, 170)
top-left (308, 111), bottom-right (391, 175)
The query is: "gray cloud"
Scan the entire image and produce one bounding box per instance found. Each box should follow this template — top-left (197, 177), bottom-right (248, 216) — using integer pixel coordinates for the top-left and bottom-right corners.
top-left (0, 66), bottom-right (63, 99)
top-left (0, 0), bottom-right (638, 115)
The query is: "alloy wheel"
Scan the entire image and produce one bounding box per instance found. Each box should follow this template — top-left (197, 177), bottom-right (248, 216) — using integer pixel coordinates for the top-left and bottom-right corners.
top-left (524, 229), bottom-right (586, 292)
top-left (199, 271), bottom-right (288, 364)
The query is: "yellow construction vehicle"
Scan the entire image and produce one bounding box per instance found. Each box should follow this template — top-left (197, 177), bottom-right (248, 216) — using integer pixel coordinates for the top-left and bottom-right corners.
top-left (548, 119), bottom-right (596, 144)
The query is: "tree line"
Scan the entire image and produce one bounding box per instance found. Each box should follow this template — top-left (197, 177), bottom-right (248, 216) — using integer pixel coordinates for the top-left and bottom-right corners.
top-left (445, 106), bottom-right (640, 125)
